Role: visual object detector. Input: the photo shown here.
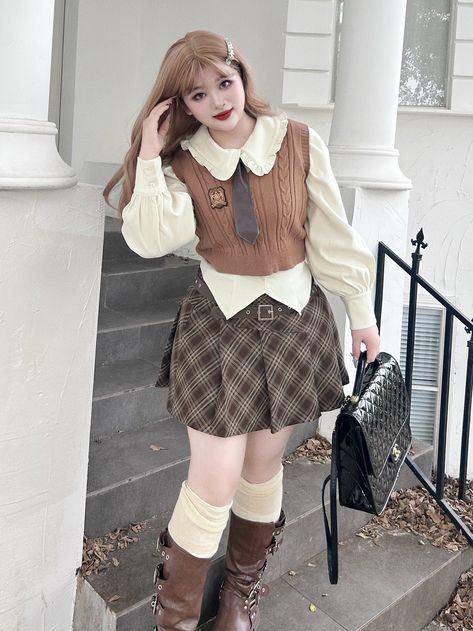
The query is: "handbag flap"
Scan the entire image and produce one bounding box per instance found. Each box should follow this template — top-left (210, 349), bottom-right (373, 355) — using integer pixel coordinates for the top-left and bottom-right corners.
top-left (346, 353), bottom-right (410, 478)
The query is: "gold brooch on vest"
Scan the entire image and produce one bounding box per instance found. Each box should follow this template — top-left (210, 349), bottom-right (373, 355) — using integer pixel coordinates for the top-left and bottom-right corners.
top-left (208, 186), bottom-right (228, 210)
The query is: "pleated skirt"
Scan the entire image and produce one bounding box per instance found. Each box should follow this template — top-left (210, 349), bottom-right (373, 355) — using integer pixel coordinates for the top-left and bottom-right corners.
top-left (155, 275), bottom-right (350, 438)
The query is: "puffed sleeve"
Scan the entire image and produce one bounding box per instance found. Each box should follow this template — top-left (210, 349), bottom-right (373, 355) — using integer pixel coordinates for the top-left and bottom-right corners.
top-left (304, 127), bottom-right (377, 330)
top-left (121, 156), bottom-right (196, 258)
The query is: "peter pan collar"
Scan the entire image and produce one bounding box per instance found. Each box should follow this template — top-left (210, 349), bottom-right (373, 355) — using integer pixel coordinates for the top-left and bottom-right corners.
top-left (180, 112), bottom-right (288, 180)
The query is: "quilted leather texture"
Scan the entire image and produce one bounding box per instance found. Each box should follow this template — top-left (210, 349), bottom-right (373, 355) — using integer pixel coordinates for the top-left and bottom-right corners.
top-left (337, 352), bottom-right (411, 515)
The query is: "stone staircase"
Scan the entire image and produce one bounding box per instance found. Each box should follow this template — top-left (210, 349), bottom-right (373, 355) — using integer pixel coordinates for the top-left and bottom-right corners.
top-left (73, 219), bottom-right (472, 631)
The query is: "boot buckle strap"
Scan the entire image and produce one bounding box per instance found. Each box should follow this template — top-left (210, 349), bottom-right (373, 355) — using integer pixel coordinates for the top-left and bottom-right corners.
top-left (266, 534), bottom-right (283, 555)
top-left (247, 595), bottom-right (259, 613)
top-left (150, 593), bottom-right (159, 615)
top-left (153, 562), bottom-right (164, 585)
top-left (151, 594), bottom-right (165, 617)
top-left (248, 578), bottom-right (262, 603)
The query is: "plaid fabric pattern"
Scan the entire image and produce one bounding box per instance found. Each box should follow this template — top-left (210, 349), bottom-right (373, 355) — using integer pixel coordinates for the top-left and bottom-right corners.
top-left (155, 280), bottom-right (349, 437)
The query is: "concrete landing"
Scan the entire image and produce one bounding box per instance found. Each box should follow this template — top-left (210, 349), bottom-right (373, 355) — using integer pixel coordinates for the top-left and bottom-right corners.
top-left (202, 529), bottom-right (472, 631)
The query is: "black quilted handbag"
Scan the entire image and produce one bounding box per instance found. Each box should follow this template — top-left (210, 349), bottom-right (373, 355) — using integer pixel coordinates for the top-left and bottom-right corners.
top-left (321, 350), bottom-right (411, 584)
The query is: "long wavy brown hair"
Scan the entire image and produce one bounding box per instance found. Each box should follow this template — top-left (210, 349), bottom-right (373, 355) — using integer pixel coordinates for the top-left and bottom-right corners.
top-left (103, 30), bottom-right (275, 213)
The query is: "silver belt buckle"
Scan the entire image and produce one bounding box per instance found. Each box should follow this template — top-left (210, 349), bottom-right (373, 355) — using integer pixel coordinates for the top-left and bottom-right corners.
top-left (258, 304), bottom-right (274, 321)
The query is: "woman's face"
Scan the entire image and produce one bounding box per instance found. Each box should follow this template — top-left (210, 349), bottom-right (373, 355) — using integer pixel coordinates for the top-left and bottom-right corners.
top-left (181, 62), bottom-right (246, 132)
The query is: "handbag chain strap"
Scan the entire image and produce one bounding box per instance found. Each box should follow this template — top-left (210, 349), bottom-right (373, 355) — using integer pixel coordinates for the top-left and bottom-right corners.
top-left (322, 427), bottom-right (339, 584)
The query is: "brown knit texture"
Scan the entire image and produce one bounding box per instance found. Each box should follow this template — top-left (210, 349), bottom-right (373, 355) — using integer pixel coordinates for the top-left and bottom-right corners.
top-left (172, 120), bottom-right (310, 276)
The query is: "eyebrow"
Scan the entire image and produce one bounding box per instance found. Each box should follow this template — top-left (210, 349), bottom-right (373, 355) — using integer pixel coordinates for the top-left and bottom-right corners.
top-left (189, 73), bottom-right (235, 94)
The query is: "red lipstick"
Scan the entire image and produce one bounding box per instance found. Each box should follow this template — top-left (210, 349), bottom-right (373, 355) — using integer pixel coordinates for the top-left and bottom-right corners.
top-left (214, 109), bottom-right (233, 120)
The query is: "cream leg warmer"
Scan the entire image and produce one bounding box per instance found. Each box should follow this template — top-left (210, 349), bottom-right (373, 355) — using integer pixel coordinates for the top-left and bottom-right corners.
top-left (232, 464), bottom-right (284, 523)
top-left (168, 480), bottom-right (232, 559)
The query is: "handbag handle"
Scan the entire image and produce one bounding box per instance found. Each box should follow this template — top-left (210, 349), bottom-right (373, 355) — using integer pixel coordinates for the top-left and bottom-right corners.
top-left (351, 349), bottom-right (382, 402)
top-left (351, 350), bottom-right (367, 400)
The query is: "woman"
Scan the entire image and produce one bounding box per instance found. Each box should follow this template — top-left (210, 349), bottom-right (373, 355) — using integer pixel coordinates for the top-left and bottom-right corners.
top-left (104, 30), bottom-right (380, 631)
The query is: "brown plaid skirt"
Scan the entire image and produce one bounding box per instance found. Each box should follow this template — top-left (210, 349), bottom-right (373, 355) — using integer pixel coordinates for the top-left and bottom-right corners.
top-left (155, 275), bottom-right (349, 437)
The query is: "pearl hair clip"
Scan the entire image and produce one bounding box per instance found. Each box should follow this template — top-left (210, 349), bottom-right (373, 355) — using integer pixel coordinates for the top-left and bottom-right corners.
top-left (225, 37), bottom-right (236, 65)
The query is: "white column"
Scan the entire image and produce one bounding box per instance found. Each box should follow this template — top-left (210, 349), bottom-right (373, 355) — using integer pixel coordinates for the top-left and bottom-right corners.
top-left (0, 2), bottom-right (103, 629)
top-left (0, 0), bottom-right (76, 188)
top-left (329, 0), bottom-right (411, 189)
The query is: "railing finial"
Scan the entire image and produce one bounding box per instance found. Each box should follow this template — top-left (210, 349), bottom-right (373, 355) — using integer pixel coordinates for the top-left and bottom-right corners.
top-left (465, 319), bottom-right (473, 336)
top-left (411, 227), bottom-right (428, 254)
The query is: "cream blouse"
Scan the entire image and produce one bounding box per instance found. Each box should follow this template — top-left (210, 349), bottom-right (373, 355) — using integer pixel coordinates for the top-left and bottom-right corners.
top-left (121, 112), bottom-right (377, 330)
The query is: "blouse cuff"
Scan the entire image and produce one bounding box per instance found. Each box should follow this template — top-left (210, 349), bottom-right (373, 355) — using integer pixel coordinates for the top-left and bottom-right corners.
top-left (342, 290), bottom-right (377, 330)
top-left (134, 156), bottom-right (167, 195)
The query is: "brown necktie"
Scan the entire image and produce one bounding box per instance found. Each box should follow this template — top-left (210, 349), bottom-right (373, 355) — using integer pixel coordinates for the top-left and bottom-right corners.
top-left (232, 159), bottom-right (260, 245)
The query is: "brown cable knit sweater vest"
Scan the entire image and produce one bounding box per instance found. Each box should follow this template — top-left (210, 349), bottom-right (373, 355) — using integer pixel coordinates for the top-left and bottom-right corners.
top-left (171, 119), bottom-right (310, 276)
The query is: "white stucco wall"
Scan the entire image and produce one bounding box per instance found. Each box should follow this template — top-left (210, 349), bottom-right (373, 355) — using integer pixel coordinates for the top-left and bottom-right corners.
top-left (0, 185), bottom-right (104, 630)
top-left (397, 110), bottom-right (473, 478)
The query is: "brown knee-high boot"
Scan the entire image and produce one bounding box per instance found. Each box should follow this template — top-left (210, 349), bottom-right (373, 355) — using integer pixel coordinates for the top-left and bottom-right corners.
top-left (212, 509), bottom-right (286, 631)
top-left (151, 527), bottom-right (212, 631)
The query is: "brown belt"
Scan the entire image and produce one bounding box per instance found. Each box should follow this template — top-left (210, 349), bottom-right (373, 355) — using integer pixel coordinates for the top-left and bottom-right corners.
top-left (192, 273), bottom-right (295, 322)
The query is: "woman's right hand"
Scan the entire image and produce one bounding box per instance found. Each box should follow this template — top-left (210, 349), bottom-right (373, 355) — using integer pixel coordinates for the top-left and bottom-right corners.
top-left (139, 98), bottom-right (175, 160)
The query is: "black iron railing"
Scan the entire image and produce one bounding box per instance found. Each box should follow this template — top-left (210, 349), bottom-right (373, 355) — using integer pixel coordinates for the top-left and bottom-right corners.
top-left (374, 228), bottom-right (473, 546)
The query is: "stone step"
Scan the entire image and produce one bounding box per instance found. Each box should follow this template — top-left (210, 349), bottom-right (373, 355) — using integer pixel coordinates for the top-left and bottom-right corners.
top-left (74, 440), bottom-right (434, 630)
top-left (85, 418), bottom-right (190, 538)
top-left (85, 417), bottom-right (320, 538)
top-left (95, 300), bottom-right (179, 366)
top-left (103, 217), bottom-right (140, 262)
top-left (91, 372), bottom-right (169, 441)
top-left (99, 255), bottom-right (200, 309)
top-left (93, 356), bottom-right (162, 400)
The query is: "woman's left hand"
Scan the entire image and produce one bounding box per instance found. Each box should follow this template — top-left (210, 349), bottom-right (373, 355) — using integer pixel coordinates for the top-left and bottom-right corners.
top-left (351, 325), bottom-right (380, 363)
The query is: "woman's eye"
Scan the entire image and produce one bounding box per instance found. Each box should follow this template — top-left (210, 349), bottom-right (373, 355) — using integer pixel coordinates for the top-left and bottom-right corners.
top-left (192, 92), bottom-right (205, 101)
top-left (221, 80), bottom-right (232, 89)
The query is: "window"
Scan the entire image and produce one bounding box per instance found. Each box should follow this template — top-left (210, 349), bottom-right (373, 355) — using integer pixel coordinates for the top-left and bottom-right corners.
top-left (399, 0), bottom-right (452, 107)
top-left (333, 0), bottom-right (452, 107)
top-left (400, 305), bottom-right (443, 444)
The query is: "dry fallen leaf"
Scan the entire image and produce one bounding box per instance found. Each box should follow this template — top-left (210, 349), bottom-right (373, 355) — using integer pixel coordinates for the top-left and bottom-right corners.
top-left (284, 433), bottom-right (332, 465)
top-left (355, 482), bottom-right (472, 553)
top-left (309, 603), bottom-right (317, 613)
top-left (149, 443), bottom-right (166, 452)
top-left (436, 567), bottom-right (473, 631)
top-left (356, 532), bottom-right (371, 539)
top-left (108, 595), bottom-right (121, 603)
top-left (79, 520), bottom-right (147, 577)
top-left (288, 570), bottom-right (296, 576)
